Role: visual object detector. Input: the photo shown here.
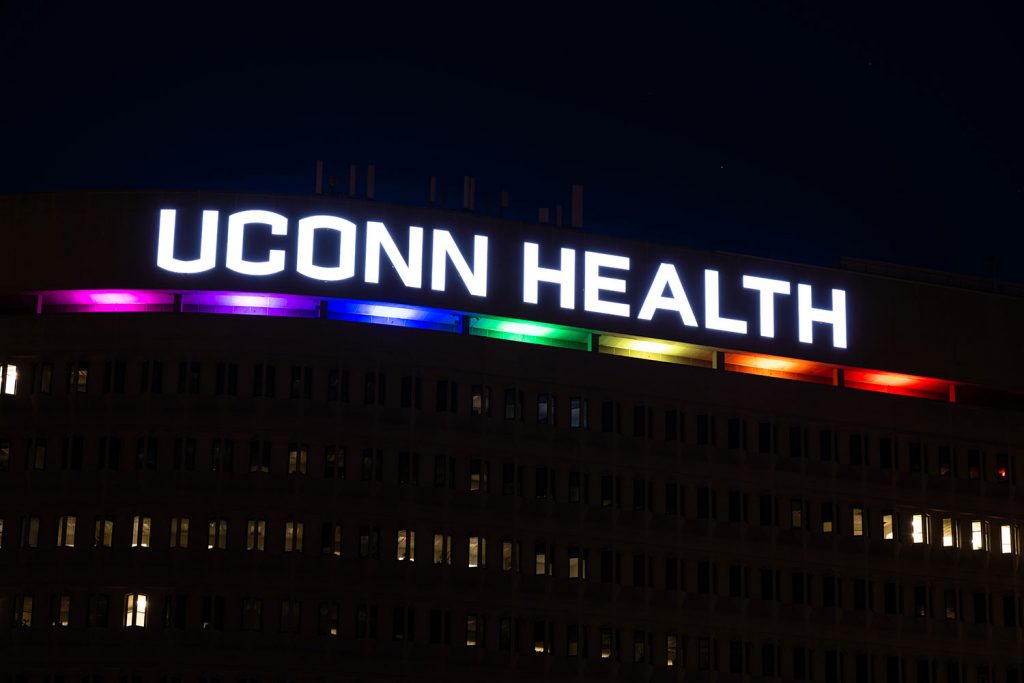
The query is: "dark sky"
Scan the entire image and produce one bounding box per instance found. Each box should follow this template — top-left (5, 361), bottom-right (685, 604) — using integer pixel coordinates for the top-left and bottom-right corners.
top-left (2, 2), bottom-right (1022, 282)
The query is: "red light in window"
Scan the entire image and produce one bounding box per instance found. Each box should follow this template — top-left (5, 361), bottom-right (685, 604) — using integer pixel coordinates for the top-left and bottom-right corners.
top-left (997, 467), bottom-right (1008, 480)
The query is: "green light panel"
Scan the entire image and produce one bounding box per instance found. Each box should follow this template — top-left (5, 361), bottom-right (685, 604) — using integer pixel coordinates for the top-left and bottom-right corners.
top-left (468, 315), bottom-right (592, 351)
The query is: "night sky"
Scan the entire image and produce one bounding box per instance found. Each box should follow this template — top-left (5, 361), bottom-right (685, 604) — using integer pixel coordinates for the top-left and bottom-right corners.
top-left (2, 3), bottom-right (1022, 282)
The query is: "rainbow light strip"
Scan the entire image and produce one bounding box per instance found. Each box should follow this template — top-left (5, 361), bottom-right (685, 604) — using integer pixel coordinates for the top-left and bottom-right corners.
top-left (32, 289), bottom-right (964, 403)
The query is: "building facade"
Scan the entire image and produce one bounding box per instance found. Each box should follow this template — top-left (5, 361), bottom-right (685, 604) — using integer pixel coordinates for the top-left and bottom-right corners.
top-left (0, 191), bottom-right (1022, 682)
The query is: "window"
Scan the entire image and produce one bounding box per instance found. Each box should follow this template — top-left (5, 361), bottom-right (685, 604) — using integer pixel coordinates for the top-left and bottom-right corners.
top-left (169, 517), bottom-right (189, 548)
top-left (201, 595), bottom-right (225, 630)
top-left (665, 409), bottom-right (681, 441)
top-left (324, 445), bottom-right (345, 479)
top-left (968, 450), bottom-right (982, 480)
top-left (911, 513), bottom-right (929, 544)
top-left (280, 600), bottom-right (302, 633)
top-left (290, 365), bottom-right (312, 399)
top-left (533, 620), bottom-right (552, 654)
top-left (498, 617), bottom-right (512, 651)
top-left (634, 405), bottom-right (651, 437)
top-left (820, 429), bottom-right (835, 461)
top-left (400, 375), bottom-right (423, 409)
top-left (163, 594), bottom-right (186, 629)
top-left (69, 361), bottom-right (89, 393)
top-left (214, 361), bottom-right (238, 396)
top-left (503, 387), bottom-right (521, 419)
top-left (944, 589), bottom-right (958, 620)
top-left (321, 522), bottom-right (342, 556)
top-left (568, 546), bottom-right (587, 579)
top-left (971, 520), bottom-right (989, 551)
top-left (697, 637), bottom-right (712, 670)
top-left (51, 594), bottom-right (71, 627)
top-left (570, 397), bottom-right (588, 428)
top-left (852, 507), bottom-right (865, 537)
top-left (879, 437), bottom-right (894, 469)
top-left (0, 439), bottom-right (8, 472)
top-left (697, 414), bottom-right (714, 446)
top-left (1, 363), bottom-right (18, 395)
top-left (358, 526), bottom-right (380, 559)
top-left (501, 540), bottom-right (517, 572)
top-left (177, 360), bottom-right (200, 394)
top-left (536, 393), bottom-right (555, 425)
top-left (249, 439), bottom-right (271, 474)
top-left (567, 623), bottom-right (581, 656)
top-left (470, 384), bottom-right (490, 416)
top-left (56, 515), bottom-right (77, 548)
top-left (208, 518), bottom-right (228, 550)
top-left (728, 490), bottom-right (745, 523)
top-left (468, 536), bottom-right (486, 568)
top-left (469, 459), bottom-right (488, 492)
top-left (29, 437), bottom-right (46, 470)
top-left (908, 441), bottom-right (925, 473)
top-left (318, 602), bottom-right (340, 636)
top-left (465, 614), bottom-right (479, 646)
top-left (666, 634), bottom-right (678, 667)
top-left (942, 517), bottom-right (959, 547)
top-left (398, 451), bottom-right (419, 484)
top-left (139, 360), bottom-right (163, 393)
top-left (821, 502), bottom-right (834, 533)
top-left (326, 367), bottom-right (349, 402)
top-left (284, 521), bottom-right (304, 553)
top-left (87, 594), bottom-right (109, 627)
top-left (210, 438), bottom-right (233, 472)
top-left (94, 517), bottom-right (114, 548)
top-left (241, 598), bottom-right (263, 631)
top-left (396, 529), bottom-right (415, 561)
top-left (131, 515), bottom-right (151, 548)
top-left (355, 604), bottom-right (377, 639)
top-left (14, 595), bottom-right (33, 627)
top-left (172, 437), bottom-right (196, 471)
top-left (124, 593), bottom-right (148, 627)
top-left (287, 443), bottom-right (308, 475)
top-left (252, 363), bottom-right (275, 397)
top-left (728, 417), bottom-right (745, 449)
top-left (39, 362), bottom-right (53, 394)
top-left (1001, 524), bottom-right (1018, 555)
top-left (433, 533), bottom-right (452, 565)
top-left (882, 512), bottom-right (896, 541)
top-left (364, 371), bottom-right (386, 405)
top-left (62, 435), bottom-right (84, 470)
top-left (996, 453), bottom-right (1010, 482)
top-left (600, 627), bottom-right (614, 659)
top-left (633, 630), bottom-right (648, 663)
top-left (21, 516), bottom-right (40, 548)
top-left (534, 543), bottom-right (551, 575)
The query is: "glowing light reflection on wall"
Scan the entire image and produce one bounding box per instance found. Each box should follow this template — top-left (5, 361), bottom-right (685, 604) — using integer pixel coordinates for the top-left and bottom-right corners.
top-left (41, 290), bottom-right (175, 313)
top-left (182, 291), bottom-right (321, 318)
top-left (598, 333), bottom-right (713, 367)
top-left (327, 300), bottom-right (462, 333)
top-left (468, 315), bottom-right (591, 351)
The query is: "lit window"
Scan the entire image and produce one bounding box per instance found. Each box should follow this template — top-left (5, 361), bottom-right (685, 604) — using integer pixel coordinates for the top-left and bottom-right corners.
top-left (567, 623), bottom-right (581, 656)
top-left (246, 519), bottom-right (265, 551)
top-left (533, 620), bottom-right (551, 653)
top-left (570, 397), bottom-right (588, 429)
top-left (535, 545), bottom-right (547, 575)
top-left (501, 540), bottom-right (514, 571)
top-left (666, 634), bottom-right (678, 667)
top-left (170, 517), bottom-right (189, 548)
top-left (56, 515), bottom-right (77, 548)
top-left (396, 529), bottom-right (415, 561)
top-left (288, 443), bottom-right (308, 475)
top-left (320, 522), bottom-right (342, 556)
top-left (208, 518), bottom-right (228, 550)
top-left (51, 594), bottom-right (71, 627)
top-left (69, 362), bottom-right (89, 393)
top-left (130, 515), bottom-right (151, 548)
top-left (466, 614), bottom-right (479, 647)
top-left (1000, 525), bottom-right (1017, 555)
top-left (94, 518), bottom-right (113, 548)
top-left (21, 516), bottom-right (40, 548)
top-left (790, 500), bottom-right (803, 529)
top-left (942, 517), bottom-right (957, 547)
top-left (15, 595), bottom-right (33, 627)
top-left (284, 521), bottom-right (304, 553)
top-left (0, 518), bottom-right (4, 548)
top-left (971, 520), bottom-right (989, 551)
top-left (852, 507), bottom-right (865, 537)
top-left (433, 533), bottom-right (452, 565)
top-left (882, 512), bottom-right (895, 541)
top-left (469, 459), bottom-right (488, 492)
top-left (468, 536), bottom-right (486, 568)
top-left (1, 363), bottom-right (18, 395)
top-left (324, 445), bottom-right (345, 479)
top-left (912, 514), bottom-right (929, 544)
top-left (995, 453), bottom-right (1010, 482)
top-left (600, 627), bottom-right (613, 659)
top-left (471, 385), bottom-right (491, 416)
top-left (124, 593), bottom-right (148, 627)
top-left (318, 602), bottom-right (340, 636)
top-left (568, 547), bottom-right (587, 579)
top-left (821, 503), bottom-right (834, 534)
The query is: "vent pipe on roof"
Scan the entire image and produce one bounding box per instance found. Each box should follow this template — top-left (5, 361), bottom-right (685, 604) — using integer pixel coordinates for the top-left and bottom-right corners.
top-left (570, 183), bottom-right (584, 228)
top-left (348, 165), bottom-right (357, 198)
top-left (366, 165), bottom-right (376, 200)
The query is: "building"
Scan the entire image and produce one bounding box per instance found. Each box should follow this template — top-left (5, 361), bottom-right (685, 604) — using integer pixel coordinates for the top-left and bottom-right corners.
top-left (0, 189), bottom-right (1022, 682)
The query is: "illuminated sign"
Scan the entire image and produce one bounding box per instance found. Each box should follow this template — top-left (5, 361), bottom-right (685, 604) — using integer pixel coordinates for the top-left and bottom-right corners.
top-left (156, 208), bottom-right (848, 349)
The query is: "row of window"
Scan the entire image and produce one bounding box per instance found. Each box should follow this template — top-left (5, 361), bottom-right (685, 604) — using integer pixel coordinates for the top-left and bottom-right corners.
top-left (6, 593), bottom-right (1023, 682)
top-left (1, 359), bottom-right (1014, 482)
top-left (7, 515), bottom-right (1024, 622)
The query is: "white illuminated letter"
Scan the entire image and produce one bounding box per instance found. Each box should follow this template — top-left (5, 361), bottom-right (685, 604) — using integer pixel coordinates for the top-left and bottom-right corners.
top-left (296, 215), bottom-right (357, 281)
top-left (523, 243), bottom-right (575, 309)
top-left (365, 222), bottom-right (424, 288)
top-left (431, 230), bottom-right (488, 297)
top-left (798, 284), bottom-right (847, 349)
top-left (225, 210), bottom-right (288, 276)
top-left (704, 270), bottom-right (747, 334)
top-left (637, 263), bottom-right (698, 326)
top-left (156, 209), bottom-right (218, 274)
top-left (742, 275), bottom-right (791, 338)
top-left (584, 251), bottom-right (630, 317)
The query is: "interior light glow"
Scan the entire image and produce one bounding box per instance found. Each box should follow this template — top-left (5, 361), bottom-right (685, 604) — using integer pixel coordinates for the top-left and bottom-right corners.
top-left (469, 315), bottom-right (591, 351)
top-left (327, 299), bottom-right (462, 333)
top-left (41, 290), bottom-right (176, 312)
top-left (182, 291), bottom-right (320, 318)
top-left (598, 333), bottom-right (713, 367)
